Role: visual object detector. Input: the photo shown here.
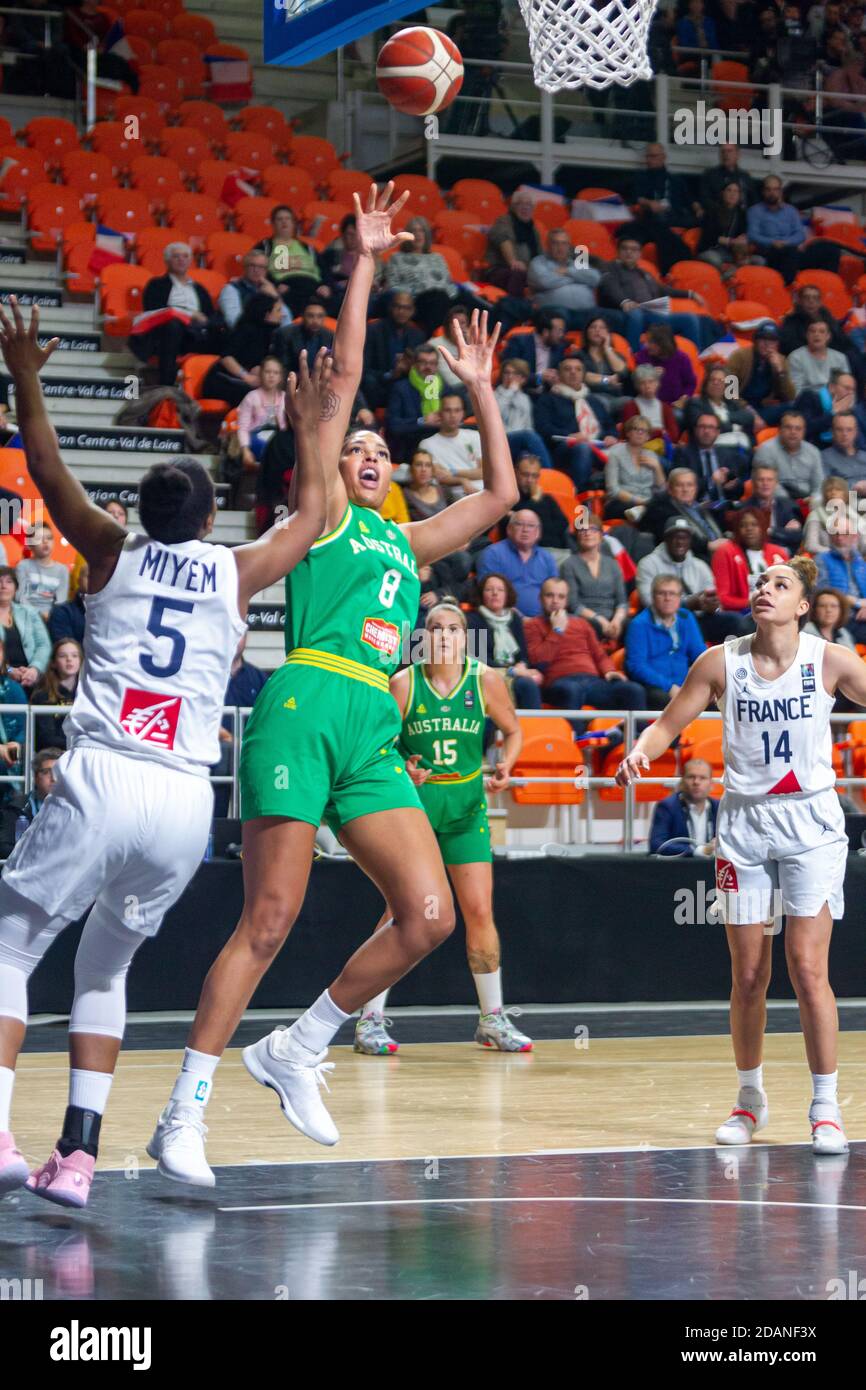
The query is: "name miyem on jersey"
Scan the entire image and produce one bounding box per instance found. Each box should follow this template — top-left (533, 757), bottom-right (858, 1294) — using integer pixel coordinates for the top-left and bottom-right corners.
top-left (65, 533), bottom-right (246, 776)
top-left (717, 632), bottom-right (836, 797)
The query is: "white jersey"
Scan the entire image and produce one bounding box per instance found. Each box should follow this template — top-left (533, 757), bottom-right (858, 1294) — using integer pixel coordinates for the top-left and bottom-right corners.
top-left (65, 533), bottom-right (246, 776)
top-left (717, 632), bottom-right (836, 799)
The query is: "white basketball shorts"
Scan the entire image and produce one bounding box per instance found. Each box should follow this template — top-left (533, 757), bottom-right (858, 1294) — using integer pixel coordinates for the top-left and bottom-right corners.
top-left (714, 788), bottom-right (847, 926)
top-left (2, 744), bottom-right (213, 936)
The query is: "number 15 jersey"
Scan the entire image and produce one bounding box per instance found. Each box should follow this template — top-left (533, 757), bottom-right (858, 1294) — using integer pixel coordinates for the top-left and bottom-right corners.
top-left (718, 632), bottom-right (836, 798)
top-left (66, 532), bottom-right (246, 776)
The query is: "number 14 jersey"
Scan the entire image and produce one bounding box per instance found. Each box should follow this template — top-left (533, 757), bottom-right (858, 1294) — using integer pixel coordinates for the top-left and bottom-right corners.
top-left (718, 632), bottom-right (836, 798)
top-left (66, 533), bottom-right (246, 776)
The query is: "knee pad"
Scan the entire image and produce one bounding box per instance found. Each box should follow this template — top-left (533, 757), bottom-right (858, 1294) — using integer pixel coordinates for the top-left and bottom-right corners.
top-left (70, 900), bottom-right (146, 1040)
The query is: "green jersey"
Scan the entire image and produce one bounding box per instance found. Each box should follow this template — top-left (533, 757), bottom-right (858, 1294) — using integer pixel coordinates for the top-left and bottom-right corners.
top-left (399, 657), bottom-right (487, 784)
top-left (284, 503), bottom-right (420, 691)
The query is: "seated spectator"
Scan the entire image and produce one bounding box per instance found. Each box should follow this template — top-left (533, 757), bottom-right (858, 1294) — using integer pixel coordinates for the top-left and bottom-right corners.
top-left (711, 508), bottom-right (790, 619)
top-left (527, 226), bottom-right (601, 324)
top-left (102, 499), bottom-right (127, 527)
top-left (476, 511), bottom-right (558, 617)
top-left (218, 248), bottom-right (289, 331)
top-left (798, 368), bottom-right (865, 448)
top-left (597, 233), bottom-right (711, 352)
top-left (735, 461), bottom-right (804, 550)
top-left (560, 515), bottom-right (627, 641)
top-left (803, 585), bottom-right (857, 650)
top-left (416, 553), bottom-right (474, 615)
top-left (639, 466), bottom-right (724, 556)
top-left (0, 635), bottom-right (26, 803)
top-left (424, 392), bottom-right (483, 496)
top-left (753, 409), bottom-right (824, 499)
top-left (822, 45), bottom-right (866, 160)
top-left (815, 517), bottom-right (866, 642)
top-left (201, 292), bottom-right (283, 410)
top-left (435, 305), bottom-right (471, 391)
top-left (401, 448), bottom-right (450, 521)
top-left (48, 562), bottom-right (86, 645)
top-left (0, 565), bottom-right (50, 690)
top-left (625, 574), bottom-right (706, 709)
top-left (696, 143), bottom-right (756, 216)
top-left (213, 634), bottom-right (268, 816)
top-left (129, 242), bottom-right (216, 387)
top-left (500, 309), bottom-right (568, 390)
top-left (787, 320), bottom-right (852, 395)
top-left (675, 0), bottom-right (718, 73)
top-left (648, 758), bottom-right (719, 855)
top-left (386, 342), bottom-right (445, 462)
top-left (574, 316), bottom-right (629, 396)
top-left (362, 291), bottom-right (425, 409)
top-left (513, 453), bottom-right (573, 555)
top-left (682, 362), bottom-right (759, 444)
top-left (634, 324), bottom-right (696, 408)
top-left (821, 411), bottom-right (866, 494)
top-left (637, 517), bottom-right (743, 639)
top-left (384, 215), bottom-right (457, 335)
top-left (673, 411), bottom-right (746, 510)
top-left (727, 321), bottom-right (795, 425)
top-left (320, 212), bottom-right (363, 307)
top-left (605, 416), bottom-right (666, 521)
top-left (272, 299), bottom-right (333, 376)
top-left (620, 364), bottom-right (680, 448)
top-left (16, 524), bottom-right (69, 621)
top-left (746, 175), bottom-right (840, 284)
top-left (779, 282), bottom-right (849, 358)
top-left (254, 204), bottom-right (326, 317)
top-left (485, 188), bottom-right (543, 297)
top-left (379, 480), bottom-right (410, 524)
top-left (628, 143), bottom-right (694, 275)
top-left (696, 180), bottom-right (751, 271)
top-left (235, 354), bottom-right (288, 471)
top-left (30, 636), bottom-right (82, 752)
top-left (803, 475), bottom-right (857, 553)
top-left (534, 355), bottom-right (614, 489)
top-left (494, 358), bottom-right (552, 468)
top-left (0, 747), bottom-right (60, 857)
top-left (524, 577), bottom-right (646, 713)
top-left (466, 572), bottom-right (544, 709)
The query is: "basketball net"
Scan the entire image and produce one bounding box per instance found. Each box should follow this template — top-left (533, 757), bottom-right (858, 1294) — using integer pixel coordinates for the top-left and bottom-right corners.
top-left (517, 0), bottom-right (658, 91)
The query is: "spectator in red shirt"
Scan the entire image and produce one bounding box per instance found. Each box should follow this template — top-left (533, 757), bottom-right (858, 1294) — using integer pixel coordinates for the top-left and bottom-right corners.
top-left (711, 508), bottom-right (790, 616)
top-left (524, 577), bottom-right (646, 713)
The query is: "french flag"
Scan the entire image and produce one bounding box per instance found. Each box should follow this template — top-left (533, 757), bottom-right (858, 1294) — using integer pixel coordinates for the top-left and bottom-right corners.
top-left (204, 54), bottom-right (252, 101)
top-left (87, 224), bottom-right (130, 274)
top-left (130, 307), bottom-right (193, 336)
top-left (103, 18), bottom-right (135, 63)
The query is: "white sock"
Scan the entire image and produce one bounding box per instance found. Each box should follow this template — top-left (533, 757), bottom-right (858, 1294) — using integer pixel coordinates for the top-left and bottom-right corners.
top-left (287, 989), bottom-right (352, 1056)
top-left (68, 1068), bottom-right (113, 1115)
top-left (474, 969), bottom-right (503, 1016)
top-left (362, 989), bottom-right (389, 1018)
top-left (170, 1047), bottom-right (220, 1108)
top-left (737, 1066), bottom-right (764, 1093)
top-left (811, 1071), bottom-right (838, 1107)
top-left (0, 1065), bottom-right (13, 1131)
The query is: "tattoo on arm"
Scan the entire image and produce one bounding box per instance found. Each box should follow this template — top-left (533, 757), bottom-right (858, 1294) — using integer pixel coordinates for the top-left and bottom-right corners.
top-left (320, 389), bottom-right (340, 421)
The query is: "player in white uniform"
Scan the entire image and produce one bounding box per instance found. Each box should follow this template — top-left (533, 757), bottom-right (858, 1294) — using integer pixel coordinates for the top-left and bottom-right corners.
top-left (617, 556), bottom-right (866, 1156)
top-left (0, 300), bottom-right (328, 1206)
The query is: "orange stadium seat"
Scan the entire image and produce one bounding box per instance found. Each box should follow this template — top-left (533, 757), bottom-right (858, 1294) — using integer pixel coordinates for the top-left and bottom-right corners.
top-left (326, 168), bottom-right (374, 204)
top-left (177, 353), bottom-right (230, 413)
top-left (391, 174), bottom-right (444, 219)
top-left (99, 263), bottom-right (150, 336)
top-left (259, 165), bottom-right (315, 206)
top-left (598, 748), bottom-right (679, 803)
top-left (236, 106), bottom-right (293, 157)
top-left (114, 96), bottom-right (166, 143)
top-left (510, 717), bottom-right (584, 805)
top-left (134, 226), bottom-right (181, 274)
top-left (96, 189), bottom-right (154, 241)
top-left (144, 0), bottom-right (185, 16)
top-left (710, 60), bottom-right (753, 111)
top-left (224, 132), bottom-right (276, 173)
top-left (561, 218), bottom-right (617, 260)
top-left (288, 135), bottom-right (341, 181)
top-left (155, 40), bottom-right (207, 100)
top-left (63, 222), bottom-right (97, 293)
top-left (730, 265), bottom-right (790, 319)
top-left (450, 179), bottom-right (506, 220)
top-left (189, 266), bottom-right (227, 302)
top-left (176, 101), bottom-right (229, 146)
top-left (123, 8), bottom-right (165, 43)
top-left (533, 200), bottom-right (570, 232)
top-left (196, 159), bottom-right (238, 203)
top-left (723, 299), bottom-right (774, 340)
top-left (793, 269), bottom-right (852, 320)
top-left (158, 128), bottom-right (214, 181)
top-left (205, 231), bottom-right (256, 279)
top-left (667, 260), bottom-right (728, 319)
top-left (138, 64), bottom-right (184, 113)
top-left (234, 195), bottom-right (279, 239)
top-left (431, 242), bottom-right (467, 281)
top-left (813, 218), bottom-right (866, 252)
top-left (23, 117), bottom-right (80, 168)
top-left (0, 117), bottom-right (14, 147)
top-left (170, 13), bottom-right (217, 45)
top-left (303, 199), bottom-right (349, 248)
top-left (536, 467), bottom-right (578, 530)
top-left (124, 33), bottom-right (155, 64)
top-left (129, 155), bottom-right (185, 213)
top-left (59, 150), bottom-right (116, 205)
top-left (0, 148), bottom-right (48, 213)
top-left (672, 335), bottom-right (704, 390)
top-left (166, 191), bottom-right (226, 241)
top-left (27, 184), bottom-right (84, 251)
top-left (87, 121), bottom-right (138, 174)
top-left (576, 186), bottom-right (618, 200)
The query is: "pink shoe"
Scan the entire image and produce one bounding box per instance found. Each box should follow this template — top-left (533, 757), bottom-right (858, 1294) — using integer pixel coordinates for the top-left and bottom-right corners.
top-left (0, 1131), bottom-right (29, 1195)
top-left (26, 1148), bottom-right (94, 1209)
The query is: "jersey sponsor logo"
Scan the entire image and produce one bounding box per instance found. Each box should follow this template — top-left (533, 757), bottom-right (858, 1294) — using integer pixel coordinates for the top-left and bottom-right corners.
top-left (716, 858), bottom-right (739, 892)
top-left (283, 696), bottom-right (297, 709)
top-left (801, 662), bottom-right (816, 692)
top-left (416, 702), bottom-right (427, 714)
top-left (735, 667), bottom-right (748, 680)
top-left (118, 687), bottom-right (182, 748)
top-left (734, 694), bottom-right (813, 723)
top-left (767, 768), bottom-right (802, 795)
top-left (361, 616), bottom-right (400, 655)
top-left (464, 689), bottom-right (475, 708)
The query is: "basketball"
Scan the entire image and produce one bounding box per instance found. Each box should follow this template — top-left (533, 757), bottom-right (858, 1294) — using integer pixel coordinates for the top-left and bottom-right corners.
top-left (376, 26), bottom-right (464, 118)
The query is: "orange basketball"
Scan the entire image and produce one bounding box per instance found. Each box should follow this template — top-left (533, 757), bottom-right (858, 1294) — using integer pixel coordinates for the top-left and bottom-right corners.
top-left (376, 27), bottom-right (464, 118)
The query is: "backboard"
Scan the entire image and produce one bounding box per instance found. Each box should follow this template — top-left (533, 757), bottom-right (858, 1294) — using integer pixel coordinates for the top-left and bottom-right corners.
top-left (264, 0), bottom-right (430, 67)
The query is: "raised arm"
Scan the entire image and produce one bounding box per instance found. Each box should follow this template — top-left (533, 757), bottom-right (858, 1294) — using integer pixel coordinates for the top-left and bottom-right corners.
top-left (402, 311), bottom-right (519, 567)
top-left (615, 645), bottom-right (726, 785)
top-left (233, 349), bottom-right (329, 611)
top-left (825, 643), bottom-right (866, 709)
top-left (0, 300), bottom-right (126, 590)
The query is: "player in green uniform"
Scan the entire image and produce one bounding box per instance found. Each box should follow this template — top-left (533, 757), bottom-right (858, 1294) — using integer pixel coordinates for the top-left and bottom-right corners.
top-left (152, 185), bottom-right (520, 1186)
top-left (354, 600), bottom-right (529, 1054)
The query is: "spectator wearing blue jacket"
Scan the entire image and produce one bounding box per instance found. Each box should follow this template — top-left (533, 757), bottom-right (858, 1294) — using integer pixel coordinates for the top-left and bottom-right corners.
top-left (649, 760), bottom-right (720, 856)
top-left (476, 511), bottom-right (558, 617)
top-left (625, 573), bottom-right (706, 708)
top-left (816, 520), bottom-right (866, 643)
top-left (746, 177), bottom-right (840, 284)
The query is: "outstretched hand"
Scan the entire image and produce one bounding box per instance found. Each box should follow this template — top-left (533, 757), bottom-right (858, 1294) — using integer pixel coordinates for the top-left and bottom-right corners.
top-left (436, 309), bottom-right (501, 391)
top-left (0, 298), bottom-right (60, 378)
top-left (284, 347), bottom-right (333, 431)
top-left (352, 181), bottom-right (414, 258)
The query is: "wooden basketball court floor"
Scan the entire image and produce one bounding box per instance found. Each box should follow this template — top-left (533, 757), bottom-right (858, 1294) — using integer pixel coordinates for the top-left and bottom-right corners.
top-left (3, 1004), bottom-right (866, 1300)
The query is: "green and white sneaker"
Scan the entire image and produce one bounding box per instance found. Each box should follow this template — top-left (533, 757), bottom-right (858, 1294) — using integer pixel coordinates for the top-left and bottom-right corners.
top-left (354, 1012), bottom-right (398, 1055)
top-left (475, 1008), bottom-right (533, 1052)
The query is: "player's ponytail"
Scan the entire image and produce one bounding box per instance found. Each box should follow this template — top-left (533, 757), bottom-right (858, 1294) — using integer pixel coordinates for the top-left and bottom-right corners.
top-left (138, 458), bottom-right (215, 543)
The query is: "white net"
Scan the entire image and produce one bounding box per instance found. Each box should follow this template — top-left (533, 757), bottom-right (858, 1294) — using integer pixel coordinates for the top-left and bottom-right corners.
top-left (517, 0), bottom-right (659, 92)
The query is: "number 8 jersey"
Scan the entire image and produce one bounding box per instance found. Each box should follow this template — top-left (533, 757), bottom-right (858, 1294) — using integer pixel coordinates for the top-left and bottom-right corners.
top-left (718, 632), bottom-right (836, 798)
top-left (66, 533), bottom-right (246, 776)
